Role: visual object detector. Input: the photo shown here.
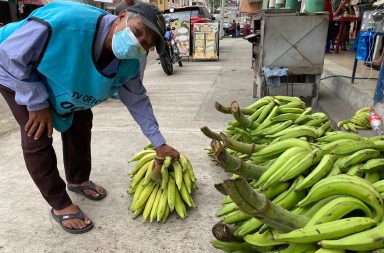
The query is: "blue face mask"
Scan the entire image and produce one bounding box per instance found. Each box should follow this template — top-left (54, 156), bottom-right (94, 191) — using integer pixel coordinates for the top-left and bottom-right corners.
top-left (112, 19), bottom-right (146, 60)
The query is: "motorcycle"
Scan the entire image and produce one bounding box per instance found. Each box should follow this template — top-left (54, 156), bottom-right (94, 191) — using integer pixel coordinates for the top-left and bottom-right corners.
top-left (159, 16), bottom-right (183, 75)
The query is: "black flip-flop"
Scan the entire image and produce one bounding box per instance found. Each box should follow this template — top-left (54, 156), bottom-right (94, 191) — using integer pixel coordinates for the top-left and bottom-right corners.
top-left (50, 208), bottom-right (94, 234)
top-left (67, 181), bottom-right (107, 201)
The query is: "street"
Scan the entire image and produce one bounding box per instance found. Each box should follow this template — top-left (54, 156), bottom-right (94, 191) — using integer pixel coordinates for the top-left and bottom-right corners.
top-left (0, 38), bottom-right (255, 252)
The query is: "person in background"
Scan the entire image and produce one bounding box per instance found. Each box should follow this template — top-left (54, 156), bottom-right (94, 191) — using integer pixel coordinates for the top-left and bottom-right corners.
top-left (333, 0), bottom-right (355, 50)
top-left (325, 0), bottom-right (337, 52)
top-left (231, 20), bottom-right (237, 38)
top-left (243, 23), bottom-right (251, 36)
top-left (236, 23), bottom-right (241, 37)
top-left (0, 1), bottom-right (179, 234)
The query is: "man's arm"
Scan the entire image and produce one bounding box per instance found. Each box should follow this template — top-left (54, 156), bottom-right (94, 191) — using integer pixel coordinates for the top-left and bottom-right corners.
top-left (0, 20), bottom-right (50, 111)
top-left (119, 76), bottom-right (180, 161)
top-left (0, 21), bottom-right (53, 139)
top-left (118, 74), bottom-right (166, 148)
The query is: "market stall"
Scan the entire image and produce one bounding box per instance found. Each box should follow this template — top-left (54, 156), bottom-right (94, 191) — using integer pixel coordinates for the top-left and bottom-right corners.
top-left (192, 23), bottom-right (220, 60)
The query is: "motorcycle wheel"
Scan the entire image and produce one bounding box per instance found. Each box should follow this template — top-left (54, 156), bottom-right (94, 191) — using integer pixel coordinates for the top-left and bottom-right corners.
top-left (159, 49), bottom-right (173, 75)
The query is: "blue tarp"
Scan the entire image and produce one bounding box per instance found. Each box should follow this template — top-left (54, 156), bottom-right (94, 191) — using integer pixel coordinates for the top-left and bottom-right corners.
top-left (357, 31), bottom-right (376, 62)
top-left (263, 67), bottom-right (288, 88)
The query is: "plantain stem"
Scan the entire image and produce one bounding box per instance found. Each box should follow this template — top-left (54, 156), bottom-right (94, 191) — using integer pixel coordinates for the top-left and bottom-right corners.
top-left (222, 178), bottom-right (309, 232)
top-left (230, 101), bottom-right (258, 129)
top-left (220, 132), bottom-right (266, 154)
top-left (215, 101), bottom-right (231, 114)
top-left (215, 101), bottom-right (256, 115)
top-left (212, 222), bottom-right (242, 242)
top-left (211, 140), bottom-right (266, 179)
top-left (201, 126), bottom-right (222, 140)
top-left (214, 182), bottom-right (228, 195)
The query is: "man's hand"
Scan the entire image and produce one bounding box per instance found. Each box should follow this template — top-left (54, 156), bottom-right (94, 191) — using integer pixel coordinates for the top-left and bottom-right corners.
top-left (25, 108), bottom-right (53, 140)
top-left (152, 144), bottom-right (179, 182)
top-left (155, 144), bottom-right (180, 162)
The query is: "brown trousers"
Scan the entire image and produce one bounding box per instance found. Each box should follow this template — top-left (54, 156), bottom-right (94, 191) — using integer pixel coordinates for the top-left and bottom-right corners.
top-left (0, 85), bottom-right (93, 210)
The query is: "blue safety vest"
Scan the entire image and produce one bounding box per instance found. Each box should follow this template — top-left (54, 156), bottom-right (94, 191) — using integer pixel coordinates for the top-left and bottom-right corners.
top-left (0, 1), bottom-right (139, 132)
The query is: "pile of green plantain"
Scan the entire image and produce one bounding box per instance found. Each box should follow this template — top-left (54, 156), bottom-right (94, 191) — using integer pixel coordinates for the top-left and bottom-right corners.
top-left (337, 106), bottom-right (371, 132)
top-left (127, 145), bottom-right (197, 223)
top-left (202, 96), bottom-right (384, 253)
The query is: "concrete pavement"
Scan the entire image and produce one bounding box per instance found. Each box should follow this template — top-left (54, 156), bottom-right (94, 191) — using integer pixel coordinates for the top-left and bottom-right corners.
top-left (0, 37), bottom-right (255, 252)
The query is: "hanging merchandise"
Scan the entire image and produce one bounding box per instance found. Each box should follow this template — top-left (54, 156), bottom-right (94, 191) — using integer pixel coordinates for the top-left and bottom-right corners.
top-left (356, 30), bottom-right (376, 62)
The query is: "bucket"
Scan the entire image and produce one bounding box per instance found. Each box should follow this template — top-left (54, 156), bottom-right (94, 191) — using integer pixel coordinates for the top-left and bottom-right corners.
top-left (275, 0), bottom-right (285, 9)
top-left (262, 0), bottom-right (269, 9)
top-left (269, 0), bottom-right (276, 8)
top-left (285, 0), bottom-right (298, 11)
top-left (305, 0), bottom-right (325, 12)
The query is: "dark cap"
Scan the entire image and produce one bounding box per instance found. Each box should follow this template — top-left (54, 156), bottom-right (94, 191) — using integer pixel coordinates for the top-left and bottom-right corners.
top-left (114, 2), bottom-right (127, 15)
top-left (127, 2), bottom-right (166, 55)
top-left (114, 0), bottom-right (140, 15)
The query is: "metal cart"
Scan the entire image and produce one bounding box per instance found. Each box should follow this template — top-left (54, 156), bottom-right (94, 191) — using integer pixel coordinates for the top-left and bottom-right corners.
top-left (250, 10), bottom-right (329, 106)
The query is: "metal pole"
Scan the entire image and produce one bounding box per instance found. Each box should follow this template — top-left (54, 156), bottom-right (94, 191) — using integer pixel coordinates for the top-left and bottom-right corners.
top-left (220, 0), bottom-right (225, 38)
top-left (373, 60), bottom-right (384, 105)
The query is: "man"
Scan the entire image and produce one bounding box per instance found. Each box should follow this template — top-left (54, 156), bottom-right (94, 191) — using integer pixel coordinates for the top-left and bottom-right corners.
top-left (333, 0), bottom-right (355, 50)
top-left (110, 0), bottom-right (145, 99)
top-left (231, 20), bottom-right (237, 38)
top-left (115, 0), bottom-right (153, 81)
top-left (324, 0), bottom-right (336, 52)
top-left (242, 23), bottom-right (251, 36)
top-left (0, 1), bottom-right (179, 234)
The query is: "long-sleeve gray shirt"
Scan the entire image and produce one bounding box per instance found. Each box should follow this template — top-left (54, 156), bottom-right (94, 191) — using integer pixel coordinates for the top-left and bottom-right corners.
top-left (0, 14), bottom-right (165, 148)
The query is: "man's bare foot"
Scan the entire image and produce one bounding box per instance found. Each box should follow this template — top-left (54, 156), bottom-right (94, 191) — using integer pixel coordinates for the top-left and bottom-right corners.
top-left (68, 181), bottom-right (106, 199)
top-left (53, 204), bottom-right (92, 230)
